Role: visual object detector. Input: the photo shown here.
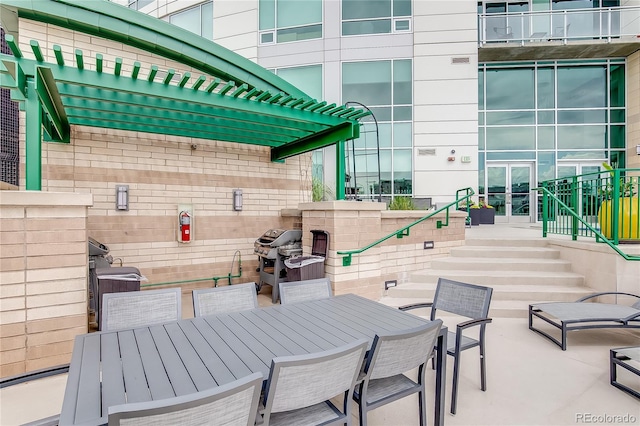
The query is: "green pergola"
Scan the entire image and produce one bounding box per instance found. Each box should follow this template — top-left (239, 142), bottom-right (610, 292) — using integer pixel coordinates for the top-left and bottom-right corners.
top-left (0, 0), bottom-right (368, 193)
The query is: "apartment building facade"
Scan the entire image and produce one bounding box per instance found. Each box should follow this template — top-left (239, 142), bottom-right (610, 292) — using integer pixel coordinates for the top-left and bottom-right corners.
top-left (126, 0), bottom-right (640, 223)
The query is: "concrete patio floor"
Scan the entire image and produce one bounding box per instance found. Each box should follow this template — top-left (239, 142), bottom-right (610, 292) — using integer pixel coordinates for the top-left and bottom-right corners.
top-left (1, 224), bottom-right (639, 425)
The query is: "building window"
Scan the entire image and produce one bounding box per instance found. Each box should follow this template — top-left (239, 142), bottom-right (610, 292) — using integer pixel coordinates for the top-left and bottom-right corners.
top-left (342, 59), bottom-right (413, 197)
top-left (478, 59), bottom-right (626, 217)
top-left (169, 1), bottom-right (213, 40)
top-left (128, 0), bottom-right (153, 10)
top-left (259, 0), bottom-right (322, 44)
top-left (342, 0), bottom-right (411, 36)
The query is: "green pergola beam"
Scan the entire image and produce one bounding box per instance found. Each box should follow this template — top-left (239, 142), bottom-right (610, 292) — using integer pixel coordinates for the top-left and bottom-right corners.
top-left (35, 66), bottom-right (70, 142)
top-left (30, 40), bottom-right (44, 61)
top-left (271, 123), bottom-right (359, 161)
top-left (63, 105), bottom-right (305, 143)
top-left (69, 117), bottom-right (283, 147)
top-left (4, 35), bottom-right (22, 58)
top-left (75, 49), bottom-right (84, 69)
top-left (96, 54), bottom-right (103, 72)
top-left (53, 45), bottom-right (64, 65)
top-left (56, 84), bottom-right (335, 133)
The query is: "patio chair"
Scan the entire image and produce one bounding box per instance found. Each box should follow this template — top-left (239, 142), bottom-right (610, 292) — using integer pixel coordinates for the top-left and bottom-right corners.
top-left (493, 26), bottom-right (513, 40)
top-left (278, 277), bottom-right (333, 305)
top-left (353, 320), bottom-right (443, 426)
top-left (529, 292), bottom-right (640, 350)
top-left (108, 372), bottom-right (263, 426)
top-left (610, 346), bottom-right (640, 399)
top-left (192, 282), bottom-right (258, 317)
top-left (400, 278), bottom-right (493, 415)
top-left (101, 287), bottom-right (182, 331)
top-left (260, 339), bottom-right (368, 426)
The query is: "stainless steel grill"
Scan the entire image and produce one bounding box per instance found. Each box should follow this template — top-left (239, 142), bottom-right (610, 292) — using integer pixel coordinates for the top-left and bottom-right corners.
top-left (254, 229), bottom-right (302, 303)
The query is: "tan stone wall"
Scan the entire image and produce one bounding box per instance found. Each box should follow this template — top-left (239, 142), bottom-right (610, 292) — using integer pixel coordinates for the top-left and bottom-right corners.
top-left (0, 191), bottom-right (92, 378)
top-left (300, 202), bottom-right (466, 300)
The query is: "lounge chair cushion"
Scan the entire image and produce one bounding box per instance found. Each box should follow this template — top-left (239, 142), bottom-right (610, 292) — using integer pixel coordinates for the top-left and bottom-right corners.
top-left (531, 303), bottom-right (639, 322)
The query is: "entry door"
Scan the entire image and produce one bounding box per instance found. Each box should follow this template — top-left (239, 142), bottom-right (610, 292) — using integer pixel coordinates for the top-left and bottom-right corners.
top-left (486, 163), bottom-right (533, 223)
top-left (557, 162), bottom-right (603, 221)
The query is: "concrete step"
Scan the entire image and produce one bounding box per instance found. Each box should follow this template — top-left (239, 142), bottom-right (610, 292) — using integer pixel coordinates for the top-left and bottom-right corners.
top-left (431, 256), bottom-right (572, 272)
top-left (450, 246), bottom-right (560, 259)
top-left (387, 281), bottom-right (593, 302)
top-left (464, 237), bottom-right (550, 247)
top-left (408, 269), bottom-right (585, 287)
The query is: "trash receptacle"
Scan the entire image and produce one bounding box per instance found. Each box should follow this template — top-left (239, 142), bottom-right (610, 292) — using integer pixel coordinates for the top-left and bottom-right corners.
top-left (96, 267), bottom-right (142, 330)
top-left (284, 230), bottom-right (329, 281)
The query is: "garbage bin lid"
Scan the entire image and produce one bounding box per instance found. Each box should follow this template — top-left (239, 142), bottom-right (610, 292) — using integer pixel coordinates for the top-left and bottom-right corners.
top-left (310, 230), bottom-right (329, 257)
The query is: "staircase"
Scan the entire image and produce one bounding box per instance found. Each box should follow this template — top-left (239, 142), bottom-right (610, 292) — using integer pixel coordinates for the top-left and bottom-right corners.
top-left (382, 237), bottom-right (596, 318)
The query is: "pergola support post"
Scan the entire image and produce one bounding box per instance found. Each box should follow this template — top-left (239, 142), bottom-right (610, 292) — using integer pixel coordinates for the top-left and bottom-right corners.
top-left (25, 78), bottom-right (42, 190)
top-left (336, 141), bottom-right (346, 200)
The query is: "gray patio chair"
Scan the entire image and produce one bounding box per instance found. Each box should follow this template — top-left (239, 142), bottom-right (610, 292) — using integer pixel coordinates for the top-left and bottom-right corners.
top-left (353, 320), bottom-right (443, 426)
top-left (278, 277), bottom-right (333, 305)
top-left (529, 292), bottom-right (640, 350)
top-left (610, 346), bottom-right (640, 399)
top-left (260, 339), bottom-right (368, 426)
top-left (400, 278), bottom-right (493, 415)
top-left (192, 282), bottom-right (258, 317)
top-left (108, 372), bottom-right (263, 426)
top-left (101, 287), bottom-right (182, 331)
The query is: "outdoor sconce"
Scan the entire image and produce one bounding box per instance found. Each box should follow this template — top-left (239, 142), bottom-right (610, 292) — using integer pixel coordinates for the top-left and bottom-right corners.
top-left (233, 189), bottom-right (243, 211)
top-left (116, 185), bottom-right (129, 211)
top-left (636, 145), bottom-right (640, 155)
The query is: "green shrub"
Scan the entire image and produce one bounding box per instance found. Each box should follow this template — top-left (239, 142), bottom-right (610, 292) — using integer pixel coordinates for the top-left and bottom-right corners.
top-left (389, 196), bottom-right (416, 210)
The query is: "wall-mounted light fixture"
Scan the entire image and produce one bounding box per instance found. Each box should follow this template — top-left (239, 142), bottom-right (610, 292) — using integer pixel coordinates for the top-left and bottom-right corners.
top-left (116, 185), bottom-right (129, 211)
top-left (233, 189), bottom-right (243, 211)
top-left (636, 145), bottom-right (640, 155)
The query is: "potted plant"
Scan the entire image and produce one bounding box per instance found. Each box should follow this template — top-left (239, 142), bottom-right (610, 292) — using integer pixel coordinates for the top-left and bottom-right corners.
top-left (597, 163), bottom-right (639, 240)
top-left (468, 199), bottom-right (495, 225)
top-left (388, 196), bottom-right (416, 210)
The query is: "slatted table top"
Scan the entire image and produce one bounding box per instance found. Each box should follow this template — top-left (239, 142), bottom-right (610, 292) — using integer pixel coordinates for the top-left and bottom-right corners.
top-left (60, 293), bottom-right (447, 426)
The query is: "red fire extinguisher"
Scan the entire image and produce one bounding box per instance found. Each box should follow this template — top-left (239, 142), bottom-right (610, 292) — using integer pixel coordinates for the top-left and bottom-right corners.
top-left (179, 211), bottom-right (191, 242)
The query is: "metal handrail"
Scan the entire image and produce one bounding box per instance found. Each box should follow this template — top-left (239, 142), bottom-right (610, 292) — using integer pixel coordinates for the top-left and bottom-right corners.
top-left (337, 187), bottom-right (474, 266)
top-left (535, 185), bottom-right (640, 262)
top-left (478, 5), bottom-right (640, 46)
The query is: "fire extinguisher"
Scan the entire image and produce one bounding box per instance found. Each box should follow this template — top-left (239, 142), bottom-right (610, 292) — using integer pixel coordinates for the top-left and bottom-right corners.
top-left (179, 211), bottom-right (191, 242)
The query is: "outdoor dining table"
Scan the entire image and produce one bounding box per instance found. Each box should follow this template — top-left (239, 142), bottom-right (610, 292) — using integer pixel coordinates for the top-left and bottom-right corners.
top-left (60, 293), bottom-right (448, 426)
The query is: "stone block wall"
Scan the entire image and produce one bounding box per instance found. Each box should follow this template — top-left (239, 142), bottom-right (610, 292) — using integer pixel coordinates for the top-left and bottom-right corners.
top-left (0, 191), bottom-right (92, 377)
top-left (300, 202), bottom-right (467, 300)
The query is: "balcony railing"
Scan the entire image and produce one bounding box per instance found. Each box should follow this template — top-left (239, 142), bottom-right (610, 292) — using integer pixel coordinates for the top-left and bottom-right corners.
top-left (479, 6), bottom-right (640, 46)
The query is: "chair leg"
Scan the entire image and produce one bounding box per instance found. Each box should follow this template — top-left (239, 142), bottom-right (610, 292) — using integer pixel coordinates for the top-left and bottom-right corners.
top-left (480, 343), bottom-right (487, 391)
top-left (418, 388), bottom-right (427, 426)
top-left (358, 402), bottom-right (367, 426)
top-left (451, 352), bottom-right (461, 415)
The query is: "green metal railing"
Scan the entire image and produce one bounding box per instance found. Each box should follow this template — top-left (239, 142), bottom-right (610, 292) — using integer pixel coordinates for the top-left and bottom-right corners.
top-left (141, 251), bottom-right (243, 288)
top-left (536, 168), bottom-right (640, 261)
top-left (337, 187), bottom-right (474, 266)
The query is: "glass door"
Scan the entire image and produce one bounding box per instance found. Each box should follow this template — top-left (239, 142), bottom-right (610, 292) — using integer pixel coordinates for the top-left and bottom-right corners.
top-left (557, 162), bottom-right (603, 222)
top-left (487, 162), bottom-right (534, 223)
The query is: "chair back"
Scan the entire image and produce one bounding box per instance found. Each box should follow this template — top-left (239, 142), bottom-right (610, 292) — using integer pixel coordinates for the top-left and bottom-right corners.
top-left (364, 320), bottom-right (442, 380)
top-left (263, 339), bottom-right (368, 415)
top-left (278, 277), bottom-right (332, 304)
top-left (432, 278), bottom-right (493, 320)
top-left (101, 288), bottom-right (182, 331)
top-left (193, 283), bottom-right (258, 317)
top-left (108, 372), bottom-right (263, 426)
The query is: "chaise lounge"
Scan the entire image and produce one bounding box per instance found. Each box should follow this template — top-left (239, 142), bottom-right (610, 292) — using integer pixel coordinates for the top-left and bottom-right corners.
top-left (529, 292), bottom-right (640, 350)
